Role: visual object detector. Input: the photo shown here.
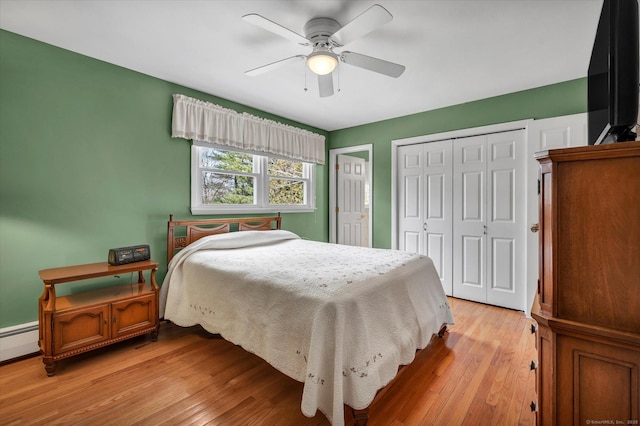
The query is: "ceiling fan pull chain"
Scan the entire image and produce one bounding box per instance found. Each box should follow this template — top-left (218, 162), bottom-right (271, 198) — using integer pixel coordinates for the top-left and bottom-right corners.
top-left (303, 63), bottom-right (308, 93)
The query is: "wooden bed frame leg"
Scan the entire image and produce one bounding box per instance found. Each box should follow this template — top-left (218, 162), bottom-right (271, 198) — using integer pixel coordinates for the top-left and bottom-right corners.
top-left (438, 323), bottom-right (448, 338)
top-left (351, 408), bottom-right (369, 426)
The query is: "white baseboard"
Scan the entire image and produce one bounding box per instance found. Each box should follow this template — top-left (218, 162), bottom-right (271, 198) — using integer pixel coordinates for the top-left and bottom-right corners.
top-left (0, 321), bottom-right (40, 362)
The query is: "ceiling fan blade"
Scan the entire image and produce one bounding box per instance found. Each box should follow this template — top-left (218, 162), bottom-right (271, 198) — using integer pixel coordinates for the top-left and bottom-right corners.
top-left (329, 4), bottom-right (392, 47)
top-left (318, 73), bottom-right (334, 98)
top-left (245, 55), bottom-right (306, 76)
top-left (242, 14), bottom-right (310, 46)
top-left (340, 51), bottom-right (405, 78)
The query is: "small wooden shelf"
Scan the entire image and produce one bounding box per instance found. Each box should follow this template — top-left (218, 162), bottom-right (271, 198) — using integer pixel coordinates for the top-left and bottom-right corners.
top-left (54, 282), bottom-right (155, 311)
top-left (38, 260), bottom-right (160, 376)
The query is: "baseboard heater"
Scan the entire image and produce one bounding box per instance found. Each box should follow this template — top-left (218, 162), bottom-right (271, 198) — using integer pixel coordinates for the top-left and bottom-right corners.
top-left (0, 321), bottom-right (39, 362)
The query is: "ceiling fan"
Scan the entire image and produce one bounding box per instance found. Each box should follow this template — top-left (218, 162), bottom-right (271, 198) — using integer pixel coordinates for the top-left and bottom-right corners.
top-left (242, 4), bottom-right (405, 97)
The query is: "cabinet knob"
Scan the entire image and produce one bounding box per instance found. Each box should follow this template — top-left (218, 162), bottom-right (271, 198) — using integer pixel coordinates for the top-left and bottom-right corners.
top-left (530, 401), bottom-right (537, 412)
top-left (529, 360), bottom-right (537, 371)
top-left (530, 223), bottom-right (539, 233)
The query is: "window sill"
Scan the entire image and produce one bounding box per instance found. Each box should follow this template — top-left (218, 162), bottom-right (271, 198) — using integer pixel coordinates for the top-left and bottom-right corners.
top-left (191, 206), bottom-right (316, 215)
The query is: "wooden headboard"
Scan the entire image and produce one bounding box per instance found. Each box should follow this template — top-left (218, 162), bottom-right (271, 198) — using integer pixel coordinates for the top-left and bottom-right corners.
top-left (167, 214), bottom-right (282, 264)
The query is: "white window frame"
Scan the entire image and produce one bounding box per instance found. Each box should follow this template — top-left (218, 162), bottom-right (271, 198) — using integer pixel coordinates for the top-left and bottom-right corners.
top-left (191, 145), bottom-right (316, 215)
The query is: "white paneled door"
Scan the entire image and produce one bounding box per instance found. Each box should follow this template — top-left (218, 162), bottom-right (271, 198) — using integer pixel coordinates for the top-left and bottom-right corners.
top-left (337, 154), bottom-right (367, 246)
top-left (453, 131), bottom-right (525, 309)
top-left (397, 144), bottom-right (424, 254)
top-left (398, 141), bottom-right (453, 295)
top-left (423, 141), bottom-right (453, 296)
top-left (486, 131), bottom-right (525, 309)
top-left (453, 135), bottom-right (487, 303)
top-left (397, 130), bottom-right (525, 310)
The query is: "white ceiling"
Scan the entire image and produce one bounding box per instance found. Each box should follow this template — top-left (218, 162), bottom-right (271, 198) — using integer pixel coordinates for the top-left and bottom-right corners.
top-left (0, 0), bottom-right (604, 131)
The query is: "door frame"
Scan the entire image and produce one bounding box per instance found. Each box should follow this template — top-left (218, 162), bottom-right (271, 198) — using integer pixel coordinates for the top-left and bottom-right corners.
top-left (329, 144), bottom-right (373, 246)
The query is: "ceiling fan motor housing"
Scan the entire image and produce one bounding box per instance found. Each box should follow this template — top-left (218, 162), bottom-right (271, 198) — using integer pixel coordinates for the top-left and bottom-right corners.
top-left (304, 18), bottom-right (341, 46)
top-left (304, 17), bottom-right (341, 76)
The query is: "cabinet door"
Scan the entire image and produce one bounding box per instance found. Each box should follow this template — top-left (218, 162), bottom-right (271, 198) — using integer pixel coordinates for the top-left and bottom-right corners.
top-left (53, 304), bottom-right (110, 354)
top-left (111, 294), bottom-right (156, 338)
top-left (556, 334), bottom-right (640, 424)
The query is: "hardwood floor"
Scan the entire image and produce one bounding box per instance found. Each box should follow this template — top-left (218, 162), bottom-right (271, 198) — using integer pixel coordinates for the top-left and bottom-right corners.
top-left (0, 298), bottom-right (536, 425)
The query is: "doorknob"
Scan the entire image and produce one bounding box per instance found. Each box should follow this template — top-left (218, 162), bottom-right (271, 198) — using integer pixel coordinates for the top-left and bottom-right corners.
top-left (530, 223), bottom-right (539, 233)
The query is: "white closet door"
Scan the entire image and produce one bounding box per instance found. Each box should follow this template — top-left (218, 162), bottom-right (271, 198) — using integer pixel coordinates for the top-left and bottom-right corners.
top-left (423, 140), bottom-right (453, 295)
top-left (397, 141), bottom-right (453, 295)
top-left (396, 126), bottom-right (527, 309)
top-left (453, 135), bottom-right (487, 303)
top-left (486, 130), bottom-right (525, 310)
top-left (452, 130), bottom-right (525, 309)
top-left (397, 144), bottom-right (424, 254)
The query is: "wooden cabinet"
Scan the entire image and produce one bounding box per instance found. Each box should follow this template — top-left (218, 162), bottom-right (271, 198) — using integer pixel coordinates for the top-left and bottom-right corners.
top-left (38, 260), bottom-right (160, 376)
top-left (531, 141), bottom-right (640, 424)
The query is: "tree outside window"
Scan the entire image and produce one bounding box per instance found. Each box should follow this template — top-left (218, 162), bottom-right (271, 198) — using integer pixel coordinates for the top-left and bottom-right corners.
top-left (192, 146), bottom-right (314, 214)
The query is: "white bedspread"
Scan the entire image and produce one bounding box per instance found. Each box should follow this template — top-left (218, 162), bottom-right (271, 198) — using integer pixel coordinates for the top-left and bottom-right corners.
top-left (160, 230), bottom-right (454, 425)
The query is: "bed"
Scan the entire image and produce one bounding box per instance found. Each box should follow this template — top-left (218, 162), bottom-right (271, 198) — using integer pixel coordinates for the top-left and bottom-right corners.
top-left (160, 215), bottom-right (454, 426)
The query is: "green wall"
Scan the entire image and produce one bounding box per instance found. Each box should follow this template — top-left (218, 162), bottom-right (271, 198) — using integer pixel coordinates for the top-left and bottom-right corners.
top-left (329, 79), bottom-right (587, 248)
top-left (0, 30), bottom-right (328, 328)
top-left (0, 28), bottom-right (588, 329)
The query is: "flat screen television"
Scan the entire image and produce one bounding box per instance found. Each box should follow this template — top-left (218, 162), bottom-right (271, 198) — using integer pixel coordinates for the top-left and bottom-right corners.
top-left (587, 0), bottom-right (639, 145)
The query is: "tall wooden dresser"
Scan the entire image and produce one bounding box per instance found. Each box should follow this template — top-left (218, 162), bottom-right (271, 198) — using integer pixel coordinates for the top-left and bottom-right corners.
top-left (531, 141), bottom-right (640, 424)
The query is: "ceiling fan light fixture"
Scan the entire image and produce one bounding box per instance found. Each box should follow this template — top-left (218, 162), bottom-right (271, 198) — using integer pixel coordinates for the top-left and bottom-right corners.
top-left (307, 50), bottom-right (338, 75)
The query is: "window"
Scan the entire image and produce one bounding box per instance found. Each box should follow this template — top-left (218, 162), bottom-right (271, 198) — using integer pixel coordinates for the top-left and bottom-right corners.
top-left (191, 146), bottom-right (315, 214)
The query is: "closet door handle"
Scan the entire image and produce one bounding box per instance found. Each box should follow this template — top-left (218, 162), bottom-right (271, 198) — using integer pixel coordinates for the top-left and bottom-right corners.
top-left (423, 223), bottom-right (428, 231)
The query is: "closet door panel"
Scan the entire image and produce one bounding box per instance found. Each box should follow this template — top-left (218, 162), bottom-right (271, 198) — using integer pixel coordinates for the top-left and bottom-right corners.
top-left (491, 237), bottom-right (514, 291)
top-left (462, 235), bottom-right (484, 285)
top-left (424, 141), bottom-right (453, 295)
top-left (486, 130), bottom-right (525, 310)
top-left (397, 145), bottom-right (424, 254)
top-left (462, 171), bottom-right (484, 221)
top-left (453, 135), bottom-right (487, 303)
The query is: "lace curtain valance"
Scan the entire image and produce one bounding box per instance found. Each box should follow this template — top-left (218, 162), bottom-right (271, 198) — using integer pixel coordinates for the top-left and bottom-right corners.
top-left (172, 94), bottom-right (325, 164)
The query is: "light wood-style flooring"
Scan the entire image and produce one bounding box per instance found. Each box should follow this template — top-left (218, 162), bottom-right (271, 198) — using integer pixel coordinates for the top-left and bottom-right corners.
top-left (0, 298), bottom-right (536, 425)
